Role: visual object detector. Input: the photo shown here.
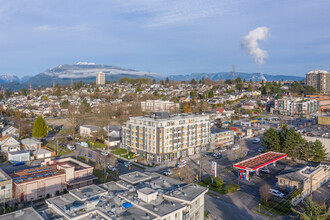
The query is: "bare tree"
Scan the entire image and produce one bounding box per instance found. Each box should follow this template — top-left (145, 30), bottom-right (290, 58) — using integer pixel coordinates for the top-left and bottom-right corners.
top-left (109, 154), bottom-right (117, 168)
top-left (67, 105), bottom-right (82, 139)
top-left (174, 165), bottom-right (196, 184)
top-left (259, 184), bottom-right (271, 202)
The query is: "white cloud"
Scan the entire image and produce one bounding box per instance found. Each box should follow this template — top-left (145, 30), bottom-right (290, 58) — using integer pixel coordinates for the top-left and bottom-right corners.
top-left (114, 0), bottom-right (232, 27)
top-left (241, 27), bottom-right (269, 65)
top-left (34, 25), bottom-right (88, 32)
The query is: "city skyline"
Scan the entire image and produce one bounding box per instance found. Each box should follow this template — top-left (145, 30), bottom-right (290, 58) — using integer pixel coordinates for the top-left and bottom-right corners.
top-left (0, 0), bottom-right (329, 77)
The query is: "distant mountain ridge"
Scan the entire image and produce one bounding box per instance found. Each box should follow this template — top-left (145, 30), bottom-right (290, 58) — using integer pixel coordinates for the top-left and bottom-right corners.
top-left (0, 63), bottom-right (305, 90)
top-left (168, 72), bottom-right (304, 82)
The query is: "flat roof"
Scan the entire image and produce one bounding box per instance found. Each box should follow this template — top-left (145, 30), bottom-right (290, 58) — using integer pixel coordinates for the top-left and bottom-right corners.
top-left (119, 171), bottom-right (152, 185)
top-left (234, 151), bottom-right (287, 171)
top-left (0, 207), bottom-right (43, 220)
top-left (69, 184), bottom-right (106, 200)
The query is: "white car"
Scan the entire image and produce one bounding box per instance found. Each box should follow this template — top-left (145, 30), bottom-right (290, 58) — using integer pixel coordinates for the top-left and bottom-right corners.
top-left (107, 165), bottom-right (117, 172)
top-left (101, 151), bottom-right (109, 156)
top-left (219, 148), bottom-right (227, 152)
top-left (231, 145), bottom-right (240, 150)
top-left (269, 189), bottom-right (284, 198)
top-left (260, 167), bottom-right (270, 173)
top-left (177, 163), bottom-right (187, 168)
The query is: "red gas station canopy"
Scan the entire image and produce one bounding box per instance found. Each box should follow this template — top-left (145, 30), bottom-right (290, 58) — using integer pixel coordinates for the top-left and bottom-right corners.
top-left (234, 151), bottom-right (287, 171)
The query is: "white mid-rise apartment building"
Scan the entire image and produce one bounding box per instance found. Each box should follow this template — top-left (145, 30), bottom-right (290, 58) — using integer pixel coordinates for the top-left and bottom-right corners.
top-left (96, 72), bottom-right (106, 85)
top-left (122, 112), bottom-right (210, 163)
top-left (274, 97), bottom-right (319, 117)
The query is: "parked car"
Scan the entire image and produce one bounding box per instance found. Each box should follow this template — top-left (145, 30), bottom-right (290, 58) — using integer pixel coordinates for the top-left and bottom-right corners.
top-left (260, 167), bottom-right (270, 173)
top-left (213, 153), bottom-right (222, 159)
top-left (107, 165), bottom-right (117, 172)
top-left (124, 161), bottom-right (132, 167)
top-left (252, 138), bottom-right (260, 144)
top-left (205, 152), bottom-right (213, 156)
top-left (269, 189), bottom-right (284, 198)
top-left (117, 159), bottom-right (124, 164)
top-left (177, 162), bottom-right (187, 168)
top-left (231, 145), bottom-right (240, 150)
top-left (258, 147), bottom-right (265, 153)
top-left (163, 169), bottom-right (172, 176)
top-left (101, 151), bottom-right (109, 156)
top-left (219, 148), bottom-right (227, 152)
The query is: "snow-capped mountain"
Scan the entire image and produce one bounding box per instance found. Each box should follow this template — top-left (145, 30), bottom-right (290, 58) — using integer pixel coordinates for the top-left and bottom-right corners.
top-left (0, 74), bottom-right (20, 83)
top-left (168, 72), bottom-right (304, 82)
top-left (42, 63), bottom-right (158, 79)
top-left (24, 63), bottom-right (160, 87)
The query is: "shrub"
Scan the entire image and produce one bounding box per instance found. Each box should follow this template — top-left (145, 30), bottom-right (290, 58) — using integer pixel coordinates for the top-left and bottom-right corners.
top-left (56, 190), bottom-right (60, 196)
top-left (202, 176), bottom-right (224, 189)
top-left (46, 193), bottom-right (50, 199)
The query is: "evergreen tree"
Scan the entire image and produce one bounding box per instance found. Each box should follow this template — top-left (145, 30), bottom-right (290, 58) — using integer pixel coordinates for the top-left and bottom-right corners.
top-left (43, 95), bottom-right (48, 101)
top-left (32, 116), bottom-right (48, 138)
top-left (235, 77), bottom-right (242, 83)
top-left (292, 198), bottom-right (329, 220)
top-left (247, 83), bottom-right (253, 91)
top-left (135, 87), bottom-right (142, 93)
top-left (190, 78), bottom-right (197, 84)
top-left (281, 128), bottom-right (304, 158)
top-left (56, 87), bottom-right (61, 97)
top-left (311, 140), bottom-right (326, 162)
top-left (165, 77), bottom-right (170, 84)
top-left (297, 141), bottom-right (312, 161)
top-left (262, 128), bottom-right (281, 151)
top-left (208, 90), bottom-right (214, 98)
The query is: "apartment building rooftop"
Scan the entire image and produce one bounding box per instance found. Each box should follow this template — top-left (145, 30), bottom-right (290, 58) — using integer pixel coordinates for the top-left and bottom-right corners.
top-left (0, 207), bottom-right (44, 220)
top-left (131, 112), bottom-right (209, 122)
top-left (44, 172), bottom-right (207, 220)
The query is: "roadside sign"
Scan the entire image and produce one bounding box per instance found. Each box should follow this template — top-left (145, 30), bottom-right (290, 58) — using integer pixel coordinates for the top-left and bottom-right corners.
top-left (211, 161), bottom-right (217, 177)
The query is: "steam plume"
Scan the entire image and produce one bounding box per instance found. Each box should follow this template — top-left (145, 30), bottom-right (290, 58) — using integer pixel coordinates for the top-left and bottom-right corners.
top-left (241, 27), bottom-right (269, 65)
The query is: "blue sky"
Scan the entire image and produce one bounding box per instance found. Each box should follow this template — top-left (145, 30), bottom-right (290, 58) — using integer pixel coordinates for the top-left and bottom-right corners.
top-left (0, 0), bottom-right (329, 77)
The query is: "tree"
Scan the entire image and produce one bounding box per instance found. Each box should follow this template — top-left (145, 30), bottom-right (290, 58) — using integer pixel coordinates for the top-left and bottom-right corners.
top-left (56, 87), bottom-right (61, 97)
top-left (79, 99), bottom-right (91, 114)
top-left (135, 87), bottom-right (142, 93)
top-left (259, 184), bottom-right (271, 202)
top-left (225, 79), bottom-right (232, 85)
top-left (43, 95), bottom-right (47, 101)
top-left (190, 78), bottom-right (197, 84)
top-left (262, 128), bottom-right (281, 151)
top-left (235, 77), bottom-right (242, 84)
top-left (175, 165), bottom-right (196, 183)
top-left (208, 90), bottom-right (214, 98)
top-left (165, 77), bottom-right (170, 84)
top-left (292, 198), bottom-right (329, 220)
top-left (236, 83), bottom-right (243, 91)
top-left (297, 141), bottom-right (312, 161)
top-left (32, 116), bottom-right (48, 138)
top-left (61, 100), bottom-right (70, 108)
top-left (109, 154), bottom-right (117, 168)
top-left (20, 88), bottom-right (28, 96)
top-left (310, 140), bottom-right (326, 162)
top-left (67, 105), bottom-right (82, 139)
top-left (247, 83), bottom-right (253, 91)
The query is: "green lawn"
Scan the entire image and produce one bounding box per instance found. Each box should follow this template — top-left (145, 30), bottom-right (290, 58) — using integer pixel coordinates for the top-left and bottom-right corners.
top-left (46, 143), bottom-right (72, 156)
top-left (112, 148), bottom-right (127, 155)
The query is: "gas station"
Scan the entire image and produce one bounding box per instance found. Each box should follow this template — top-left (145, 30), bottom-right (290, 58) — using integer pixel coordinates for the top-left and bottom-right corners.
top-left (233, 152), bottom-right (287, 181)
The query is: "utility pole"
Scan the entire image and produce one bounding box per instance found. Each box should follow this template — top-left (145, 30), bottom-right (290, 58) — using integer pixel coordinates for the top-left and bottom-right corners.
top-left (199, 145), bottom-right (202, 182)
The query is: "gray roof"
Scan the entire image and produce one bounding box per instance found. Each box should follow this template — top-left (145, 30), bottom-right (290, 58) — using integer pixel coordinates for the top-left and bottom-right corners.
top-left (0, 207), bottom-right (43, 220)
top-left (21, 138), bottom-right (42, 146)
top-left (119, 171), bottom-right (152, 185)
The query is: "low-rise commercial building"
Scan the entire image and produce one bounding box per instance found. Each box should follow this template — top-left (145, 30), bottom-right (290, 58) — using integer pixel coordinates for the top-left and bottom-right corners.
top-left (79, 125), bottom-right (100, 137)
top-left (122, 112), bottom-right (210, 164)
top-left (7, 157), bottom-right (96, 202)
top-left (276, 164), bottom-right (330, 196)
top-left (43, 171), bottom-right (208, 220)
top-left (0, 168), bottom-right (12, 203)
top-left (210, 129), bottom-right (234, 149)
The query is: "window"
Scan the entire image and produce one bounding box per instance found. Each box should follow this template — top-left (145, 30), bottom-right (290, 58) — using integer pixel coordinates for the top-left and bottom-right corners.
top-left (1, 186), bottom-right (5, 190)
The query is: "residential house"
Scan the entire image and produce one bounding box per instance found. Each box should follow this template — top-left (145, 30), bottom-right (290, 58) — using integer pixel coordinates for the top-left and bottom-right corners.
top-left (21, 138), bottom-right (42, 150)
top-left (0, 135), bottom-right (20, 152)
top-left (79, 125), bottom-right (100, 137)
top-left (1, 125), bottom-right (19, 138)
